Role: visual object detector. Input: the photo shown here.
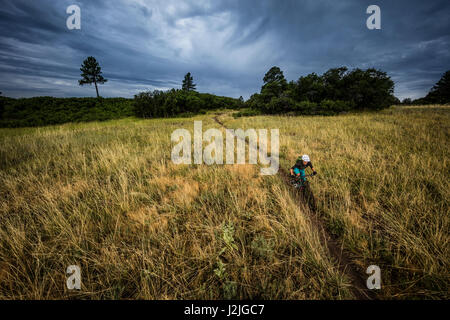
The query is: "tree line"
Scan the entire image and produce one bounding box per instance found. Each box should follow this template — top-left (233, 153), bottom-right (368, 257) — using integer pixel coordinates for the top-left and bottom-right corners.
top-left (134, 72), bottom-right (243, 118)
top-left (1, 55), bottom-right (448, 127)
top-left (0, 92), bottom-right (243, 127)
top-left (241, 66), bottom-right (398, 116)
top-left (0, 97), bottom-right (134, 128)
top-left (402, 70), bottom-right (450, 105)
top-left (134, 89), bottom-right (243, 118)
top-left (75, 56), bottom-right (450, 108)
top-left (0, 59), bottom-right (243, 127)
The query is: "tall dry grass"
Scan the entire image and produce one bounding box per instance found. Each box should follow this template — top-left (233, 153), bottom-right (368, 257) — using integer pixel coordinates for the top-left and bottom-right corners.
top-left (226, 105), bottom-right (449, 299)
top-left (1, 106), bottom-right (448, 299)
top-left (0, 114), bottom-right (350, 299)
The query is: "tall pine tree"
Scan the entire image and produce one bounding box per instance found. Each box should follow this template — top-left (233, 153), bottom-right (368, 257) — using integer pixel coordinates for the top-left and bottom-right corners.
top-left (182, 72), bottom-right (196, 91)
top-left (426, 70), bottom-right (450, 104)
top-left (79, 56), bottom-right (108, 98)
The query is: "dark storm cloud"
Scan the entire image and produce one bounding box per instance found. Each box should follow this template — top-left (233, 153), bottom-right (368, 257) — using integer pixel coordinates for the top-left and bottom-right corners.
top-left (0, 0), bottom-right (449, 99)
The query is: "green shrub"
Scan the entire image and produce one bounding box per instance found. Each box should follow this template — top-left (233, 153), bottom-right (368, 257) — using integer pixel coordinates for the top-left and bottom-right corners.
top-left (233, 108), bottom-right (262, 118)
top-left (0, 97), bottom-right (134, 128)
top-left (294, 100), bottom-right (318, 114)
top-left (133, 89), bottom-right (242, 119)
top-left (315, 100), bottom-right (353, 115)
top-left (238, 98), bottom-right (353, 117)
top-left (264, 96), bottom-right (296, 114)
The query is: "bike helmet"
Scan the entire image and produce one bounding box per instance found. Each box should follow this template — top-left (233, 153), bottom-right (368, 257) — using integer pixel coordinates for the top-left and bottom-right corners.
top-left (301, 154), bottom-right (310, 162)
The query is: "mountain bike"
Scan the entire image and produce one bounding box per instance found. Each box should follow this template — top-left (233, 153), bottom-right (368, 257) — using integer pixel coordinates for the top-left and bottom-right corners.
top-left (289, 173), bottom-right (317, 211)
top-left (289, 173), bottom-right (315, 190)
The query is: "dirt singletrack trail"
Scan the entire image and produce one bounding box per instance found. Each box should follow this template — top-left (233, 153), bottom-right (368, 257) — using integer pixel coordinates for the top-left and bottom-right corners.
top-left (212, 112), bottom-right (375, 300)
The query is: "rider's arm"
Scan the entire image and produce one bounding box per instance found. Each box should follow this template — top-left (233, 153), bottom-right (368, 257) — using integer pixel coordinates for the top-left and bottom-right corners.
top-left (309, 162), bottom-right (317, 174)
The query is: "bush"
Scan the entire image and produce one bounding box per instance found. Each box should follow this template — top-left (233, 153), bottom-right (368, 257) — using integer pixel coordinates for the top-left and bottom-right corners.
top-left (0, 97), bottom-right (134, 128)
top-left (316, 100), bottom-right (353, 115)
top-left (294, 100), bottom-right (318, 114)
top-left (133, 89), bottom-right (242, 119)
top-left (264, 96), bottom-right (296, 114)
top-left (233, 108), bottom-right (262, 118)
top-left (240, 98), bottom-right (353, 117)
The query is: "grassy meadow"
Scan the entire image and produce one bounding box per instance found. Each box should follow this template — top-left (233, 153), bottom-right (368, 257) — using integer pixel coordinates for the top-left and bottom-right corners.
top-left (0, 106), bottom-right (448, 299)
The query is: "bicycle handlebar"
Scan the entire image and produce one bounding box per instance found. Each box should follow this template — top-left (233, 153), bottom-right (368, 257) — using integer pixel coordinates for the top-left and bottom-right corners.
top-left (291, 173), bottom-right (316, 178)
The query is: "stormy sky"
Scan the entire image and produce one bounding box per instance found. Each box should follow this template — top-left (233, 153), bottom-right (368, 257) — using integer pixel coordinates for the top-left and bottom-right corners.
top-left (0, 0), bottom-right (449, 100)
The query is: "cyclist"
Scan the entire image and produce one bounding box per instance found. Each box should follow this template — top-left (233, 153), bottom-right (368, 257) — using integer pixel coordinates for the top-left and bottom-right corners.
top-left (290, 155), bottom-right (317, 182)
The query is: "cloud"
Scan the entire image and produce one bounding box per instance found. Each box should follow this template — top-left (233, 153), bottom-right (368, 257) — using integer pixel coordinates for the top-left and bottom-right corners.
top-left (0, 0), bottom-right (449, 100)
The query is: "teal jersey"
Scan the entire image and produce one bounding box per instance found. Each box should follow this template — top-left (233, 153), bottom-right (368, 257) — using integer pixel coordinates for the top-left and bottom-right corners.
top-left (291, 160), bottom-right (313, 171)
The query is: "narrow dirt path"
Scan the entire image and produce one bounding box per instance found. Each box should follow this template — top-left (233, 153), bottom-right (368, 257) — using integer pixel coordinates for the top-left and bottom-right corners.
top-left (279, 168), bottom-right (374, 299)
top-left (212, 113), bottom-right (375, 300)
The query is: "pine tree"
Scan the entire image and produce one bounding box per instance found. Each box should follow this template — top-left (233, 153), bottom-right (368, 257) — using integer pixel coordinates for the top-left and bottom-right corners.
top-left (427, 71), bottom-right (450, 104)
top-left (182, 72), bottom-right (196, 91)
top-left (261, 66), bottom-right (287, 99)
top-left (79, 56), bottom-right (108, 98)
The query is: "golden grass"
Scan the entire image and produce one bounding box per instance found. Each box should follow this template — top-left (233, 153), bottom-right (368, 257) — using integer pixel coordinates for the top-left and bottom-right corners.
top-left (0, 106), bottom-right (447, 299)
top-left (226, 105), bottom-right (449, 299)
top-left (0, 114), bottom-right (349, 299)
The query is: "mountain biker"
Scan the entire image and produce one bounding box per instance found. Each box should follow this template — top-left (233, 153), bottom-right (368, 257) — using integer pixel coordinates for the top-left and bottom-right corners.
top-left (290, 155), bottom-right (317, 182)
